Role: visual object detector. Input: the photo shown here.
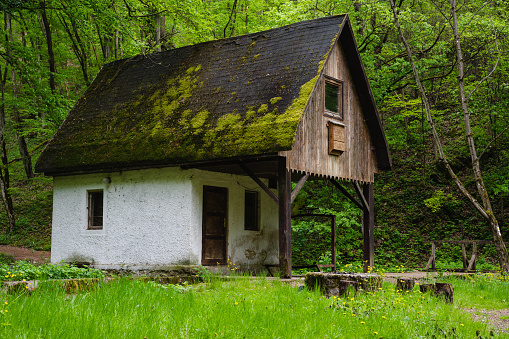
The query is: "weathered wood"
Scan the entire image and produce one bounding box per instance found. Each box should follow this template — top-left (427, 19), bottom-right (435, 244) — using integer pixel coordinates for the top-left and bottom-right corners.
top-left (280, 41), bottom-right (379, 183)
top-left (434, 283), bottom-right (454, 303)
top-left (328, 280), bottom-right (359, 298)
top-left (202, 186), bottom-right (228, 265)
top-left (432, 242), bottom-right (436, 270)
top-left (278, 157), bottom-right (292, 278)
top-left (419, 284), bottom-right (435, 294)
top-left (362, 183), bottom-right (374, 272)
top-left (426, 240), bottom-right (493, 270)
top-left (305, 272), bottom-right (381, 296)
top-left (396, 278), bottom-right (414, 291)
top-left (332, 215), bottom-right (337, 272)
top-left (329, 179), bottom-right (363, 210)
top-left (238, 160), bottom-right (278, 204)
top-left (426, 240), bottom-right (494, 244)
top-left (354, 182), bottom-right (369, 212)
top-left (327, 122), bottom-right (346, 155)
top-left (425, 242), bottom-right (436, 271)
top-left (468, 242), bottom-right (477, 270)
top-left (461, 243), bottom-right (467, 269)
top-left (290, 173), bottom-right (309, 204)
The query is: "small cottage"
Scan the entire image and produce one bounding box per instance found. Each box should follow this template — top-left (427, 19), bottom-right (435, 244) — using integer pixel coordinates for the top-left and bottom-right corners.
top-left (35, 14), bottom-right (390, 277)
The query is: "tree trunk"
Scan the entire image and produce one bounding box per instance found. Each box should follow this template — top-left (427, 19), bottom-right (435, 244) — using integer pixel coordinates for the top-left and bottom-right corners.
top-left (389, 0), bottom-right (509, 272)
top-left (450, 0), bottom-right (509, 271)
top-left (0, 16), bottom-right (15, 232)
top-left (115, 29), bottom-right (119, 59)
top-left (40, 1), bottom-right (56, 93)
top-left (7, 14), bottom-right (34, 179)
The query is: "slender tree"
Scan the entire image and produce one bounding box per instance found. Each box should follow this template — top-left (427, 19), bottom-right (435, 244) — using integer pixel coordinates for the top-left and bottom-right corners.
top-left (389, 0), bottom-right (509, 272)
top-left (0, 14), bottom-right (15, 232)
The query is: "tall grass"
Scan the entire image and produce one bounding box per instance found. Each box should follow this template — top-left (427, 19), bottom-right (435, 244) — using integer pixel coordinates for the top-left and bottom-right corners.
top-left (439, 273), bottom-right (509, 310)
top-left (0, 274), bottom-right (505, 338)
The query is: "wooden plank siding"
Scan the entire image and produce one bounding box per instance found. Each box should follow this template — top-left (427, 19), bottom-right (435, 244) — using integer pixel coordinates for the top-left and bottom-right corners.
top-left (280, 41), bottom-right (378, 183)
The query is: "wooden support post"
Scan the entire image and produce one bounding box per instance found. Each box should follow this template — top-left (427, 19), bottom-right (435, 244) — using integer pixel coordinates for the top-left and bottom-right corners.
top-left (238, 161), bottom-right (278, 204)
top-left (425, 242), bottom-right (434, 270)
top-left (329, 179), bottom-right (363, 210)
top-left (362, 183), bottom-right (374, 272)
top-left (432, 242), bottom-right (436, 270)
top-left (468, 242), bottom-right (477, 271)
top-left (461, 244), bottom-right (467, 269)
top-left (354, 182), bottom-right (369, 211)
top-left (278, 157), bottom-right (292, 278)
top-left (290, 173), bottom-right (309, 204)
top-left (332, 215), bottom-right (337, 273)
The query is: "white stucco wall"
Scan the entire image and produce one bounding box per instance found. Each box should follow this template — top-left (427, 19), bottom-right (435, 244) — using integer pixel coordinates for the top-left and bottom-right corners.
top-left (51, 167), bottom-right (279, 270)
top-left (190, 170), bottom-right (280, 269)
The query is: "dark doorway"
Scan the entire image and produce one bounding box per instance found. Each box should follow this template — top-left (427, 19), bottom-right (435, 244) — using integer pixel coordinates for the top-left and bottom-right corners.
top-left (202, 186), bottom-right (228, 265)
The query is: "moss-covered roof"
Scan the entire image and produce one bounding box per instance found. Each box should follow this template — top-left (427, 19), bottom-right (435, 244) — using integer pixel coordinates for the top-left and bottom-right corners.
top-left (36, 15), bottom-right (387, 175)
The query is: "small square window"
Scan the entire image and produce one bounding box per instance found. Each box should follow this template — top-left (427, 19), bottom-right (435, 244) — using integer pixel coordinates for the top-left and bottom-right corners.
top-left (87, 190), bottom-right (104, 230)
top-left (324, 77), bottom-right (343, 120)
top-left (244, 191), bottom-right (259, 231)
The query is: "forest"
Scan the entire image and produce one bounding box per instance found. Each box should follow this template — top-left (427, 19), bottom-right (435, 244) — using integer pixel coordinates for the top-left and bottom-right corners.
top-left (0, 0), bottom-right (507, 271)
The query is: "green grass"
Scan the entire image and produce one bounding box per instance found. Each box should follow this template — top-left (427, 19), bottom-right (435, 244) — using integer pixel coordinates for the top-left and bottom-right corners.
top-left (0, 274), bottom-right (506, 338)
top-left (0, 261), bottom-right (104, 283)
top-left (439, 273), bottom-right (509, 310)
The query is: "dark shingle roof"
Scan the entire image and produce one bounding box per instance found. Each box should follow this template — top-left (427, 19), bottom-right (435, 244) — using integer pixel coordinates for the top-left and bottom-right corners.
top-left (36, 15), bottom-right (390, 175)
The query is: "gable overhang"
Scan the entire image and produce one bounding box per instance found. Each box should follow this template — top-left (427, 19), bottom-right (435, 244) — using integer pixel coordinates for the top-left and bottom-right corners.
top-left (332, 16), bottom-right (391, 171)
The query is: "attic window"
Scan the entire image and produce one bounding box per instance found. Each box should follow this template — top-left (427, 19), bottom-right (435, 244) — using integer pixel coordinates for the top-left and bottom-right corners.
top-left (87, 190), bottom-right (104, 230)
top-left (244, 191), bottom-right (259, 231)
top-left (324, 77), bottom-right (343, 120)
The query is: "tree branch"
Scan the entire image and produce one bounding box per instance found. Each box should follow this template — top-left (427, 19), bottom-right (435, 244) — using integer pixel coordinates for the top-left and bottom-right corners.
top-left (466, 26), bottom-right (500, 103)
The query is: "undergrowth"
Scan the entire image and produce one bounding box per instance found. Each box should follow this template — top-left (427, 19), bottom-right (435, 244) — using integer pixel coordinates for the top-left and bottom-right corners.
top-left (0, 273), bottom-right (505, 338)
top-left (0, 261), bottom-right (104, 283)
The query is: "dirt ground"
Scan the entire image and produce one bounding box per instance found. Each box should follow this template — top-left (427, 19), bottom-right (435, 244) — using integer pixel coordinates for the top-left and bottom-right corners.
top-left (0, 245), bottom-right (50, 264)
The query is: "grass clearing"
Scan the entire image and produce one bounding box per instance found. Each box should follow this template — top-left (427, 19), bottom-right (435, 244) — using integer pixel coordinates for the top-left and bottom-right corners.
top-left (0, 273), bottom-right (506, 338)
top-left (438, 273), bottom-right (509, 310)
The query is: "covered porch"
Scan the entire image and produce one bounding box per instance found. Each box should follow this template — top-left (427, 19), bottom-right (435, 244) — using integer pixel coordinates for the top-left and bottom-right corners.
top-left (182, 154), bottom-right (375, 278)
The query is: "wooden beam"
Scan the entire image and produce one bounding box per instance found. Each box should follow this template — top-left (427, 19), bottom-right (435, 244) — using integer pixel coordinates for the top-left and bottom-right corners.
top-left (329, 179), bottom-right (363, 210)
top-left (468, 242), bottom-right (477, 270)
top-left (353, 182), bottom-right (369, 212)
top-left (425, 240), bottom-right (493, 245)
top-left (278, 157), bottom-right (292, 278)
top-left (238, 161), bottom-right (278, 204)
top-left (425, 242), bottom-right (437, 270)
top-left (461, 244), bottom-right (467, 269)
top-left (332, 215), bottom-right (337, 273)
top-left (362, 183), bottom-right (374, 272)
top-left (181, 154), bottom-right (278, 169)
top-left (291, 173), bottom-right (309, 204)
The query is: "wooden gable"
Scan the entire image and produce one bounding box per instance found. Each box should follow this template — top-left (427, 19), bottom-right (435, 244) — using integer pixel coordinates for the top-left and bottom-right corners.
top-left (281, 25), bottom-right (381, 183)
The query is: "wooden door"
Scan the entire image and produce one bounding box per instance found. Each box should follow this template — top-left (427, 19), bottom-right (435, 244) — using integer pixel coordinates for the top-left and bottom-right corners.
top-left (202, 186), bottom-right (228, 265)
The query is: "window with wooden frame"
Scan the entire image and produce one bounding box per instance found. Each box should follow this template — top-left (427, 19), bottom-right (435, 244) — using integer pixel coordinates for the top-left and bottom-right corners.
top-left (87, 190), bottom-right (104, 230)
top-left (323, 76), bottom-right (343, 120)
top-left (244, 191), bottom-right (259, 231)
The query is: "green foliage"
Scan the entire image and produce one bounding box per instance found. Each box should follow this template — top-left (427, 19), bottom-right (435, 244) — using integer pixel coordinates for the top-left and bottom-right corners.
top-left (0, 276), bottom-right (504, 338)
top-left (0, 0), bottom-right (507, 271)
top-left (292, 180), bottom-right (363, 267)
top-left (0, 261), bottom-right (104, 282)
top-left (424, 190), bottom-right (459, 213)
top-left (0, 253), bottom-right (15, 265)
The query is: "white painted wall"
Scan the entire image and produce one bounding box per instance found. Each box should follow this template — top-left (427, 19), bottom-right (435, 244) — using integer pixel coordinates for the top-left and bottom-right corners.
top-left (51, 167), bottom-right (279, 270)
top-left (190, 170), bottom-right (279, 269)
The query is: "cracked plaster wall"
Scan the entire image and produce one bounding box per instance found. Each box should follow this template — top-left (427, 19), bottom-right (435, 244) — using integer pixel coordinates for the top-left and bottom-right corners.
top-left (51, 167), bottom-right (279, 270)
